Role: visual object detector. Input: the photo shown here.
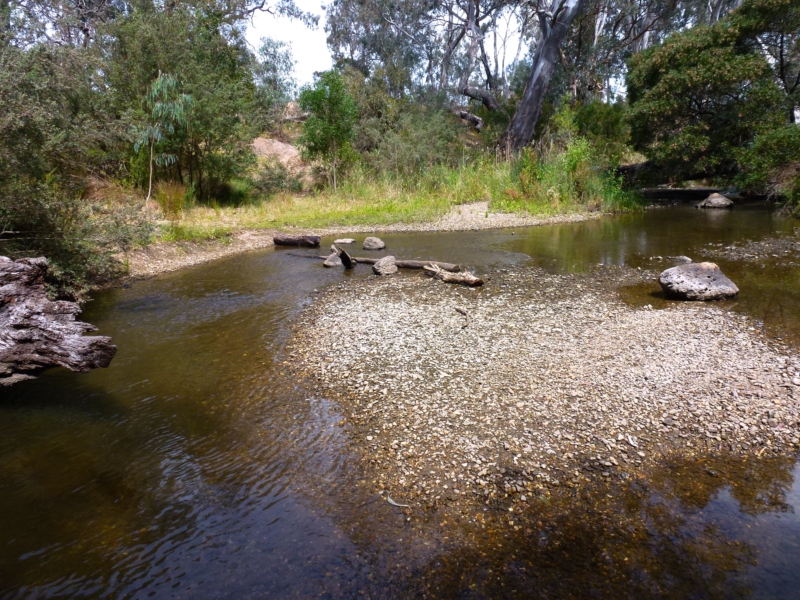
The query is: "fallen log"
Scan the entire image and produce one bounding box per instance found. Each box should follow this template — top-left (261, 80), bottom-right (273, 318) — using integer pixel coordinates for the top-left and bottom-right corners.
top-left (353, 257), bottom-right (461, 272)
top-left (273, 233), bottom-right (321, 248)
top-left (424, 264), bottom-right (484, 287)
top-left (0, 257), bottom-right (117, 386)
top-left (336, 245), bottom-right (356, 269)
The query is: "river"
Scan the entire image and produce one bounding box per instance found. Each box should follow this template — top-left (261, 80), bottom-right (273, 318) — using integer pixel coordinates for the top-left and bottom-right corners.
top-left (1, 203), bottom-right (799, 598)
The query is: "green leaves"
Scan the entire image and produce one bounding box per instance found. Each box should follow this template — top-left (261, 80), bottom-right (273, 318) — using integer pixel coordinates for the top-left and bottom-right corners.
top-left (627, 2), bottom-right (787, 180)
top-left (298, 70), bottom-right (358, 189)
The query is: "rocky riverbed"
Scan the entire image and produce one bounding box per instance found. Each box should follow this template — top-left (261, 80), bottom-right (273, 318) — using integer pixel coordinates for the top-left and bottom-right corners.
top-left (699, 228), bottom-right (800, 265)
top-left (289, 267), bottom-right (800, 512)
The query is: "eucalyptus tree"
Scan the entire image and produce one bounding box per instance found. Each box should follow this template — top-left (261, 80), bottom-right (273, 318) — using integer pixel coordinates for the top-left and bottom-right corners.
top-left (133, 72), bottom-right (191, 209)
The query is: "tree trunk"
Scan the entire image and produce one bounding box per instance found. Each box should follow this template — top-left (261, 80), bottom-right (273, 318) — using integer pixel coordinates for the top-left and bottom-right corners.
top-left (503, 0), bottom-right (587, 152)
top-left (0, 257), bottom-right (117, 386)
top-left (273, 233), bottom-right (321, 248)
top-left (146, 138), bottom-right (154, 211)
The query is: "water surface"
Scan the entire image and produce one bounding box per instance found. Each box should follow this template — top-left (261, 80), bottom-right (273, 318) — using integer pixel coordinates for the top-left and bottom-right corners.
top-left (1, 202), bottom-right (798, 598)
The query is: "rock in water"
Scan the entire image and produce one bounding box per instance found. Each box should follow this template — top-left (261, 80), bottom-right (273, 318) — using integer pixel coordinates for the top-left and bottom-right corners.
top-left (334, 238), bottom-right (355, 245)
top-left (0, 257), bottom-right (117, 385)
top-left (323, 253), bottom-right (342, 267)
top-left (373, 256), bottom-right (397, 276)
top-left (697, 193), bottom-right (733, 209)
top-left (363, 236), bottom-right (386, 250)
top-left (659, 262), bottom-right (739, 300)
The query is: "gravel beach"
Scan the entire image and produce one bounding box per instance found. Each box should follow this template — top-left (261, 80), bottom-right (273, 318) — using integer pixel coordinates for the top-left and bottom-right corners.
top-left (289, 267), bottom-right (800, 511)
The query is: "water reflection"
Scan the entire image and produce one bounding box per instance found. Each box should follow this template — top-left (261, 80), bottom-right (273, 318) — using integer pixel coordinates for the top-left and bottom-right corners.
top-left (402, 456), bottom-right (799, 599)
top-left (0, 204), bottom-right (798, 598)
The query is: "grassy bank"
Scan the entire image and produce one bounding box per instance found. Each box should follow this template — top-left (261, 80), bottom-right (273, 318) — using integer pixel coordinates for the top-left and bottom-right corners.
top-left (164, 153), bottom-right (644, 241)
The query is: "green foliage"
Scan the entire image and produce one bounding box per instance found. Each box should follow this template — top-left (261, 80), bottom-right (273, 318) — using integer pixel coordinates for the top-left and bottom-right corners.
top-left (251, 38), bottom-right (296, 132)
top-left (737, 125), bottom-right (800, 212)
top-left (574, 101), bottom-right (630, 164)
top-left (298, 70), bottom-right (358, 189)
top-left (254, 158), bottom-right (304, 195)
top-left (132, 72), bottom-right (192, 205)
top-left (0, 43), bottom-right (150, 299)
top-left (497, 101), bottom-right (643, 214)
top-left (627, 0), bottom-right (790, 180)
top-left (106, 8), bottom-right (262, 200)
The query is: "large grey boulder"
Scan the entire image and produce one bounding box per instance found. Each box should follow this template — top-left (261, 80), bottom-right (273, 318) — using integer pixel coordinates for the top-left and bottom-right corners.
top-left (363, 236), bottom-right (386, 250)
top-left (372, 255), bottom-right (397, 276)
top-left (659, 262), bottom-right (739, 300)
top-left (697, 193), bottom-right (733, 209)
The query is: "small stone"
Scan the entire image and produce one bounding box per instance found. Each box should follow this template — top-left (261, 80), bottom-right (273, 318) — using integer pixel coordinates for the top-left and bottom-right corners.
top-left (373, 255), bottom-right (397, 276)
top-left (334, 238), bottom-right (355, 244)
top-left (323, 253), bottom-right (342, 267)
top-left (363, 236), bottom-right (386, 250)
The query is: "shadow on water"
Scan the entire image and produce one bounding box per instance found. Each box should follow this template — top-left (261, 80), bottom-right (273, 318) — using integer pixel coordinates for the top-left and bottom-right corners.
top-left (0, 202), bottom-right (799, 598)
top-left (400, 455), bottom-right (799, 599)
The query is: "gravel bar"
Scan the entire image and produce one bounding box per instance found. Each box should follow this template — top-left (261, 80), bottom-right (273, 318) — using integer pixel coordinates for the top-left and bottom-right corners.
top-left (289, 267), bottom-right (800, 511)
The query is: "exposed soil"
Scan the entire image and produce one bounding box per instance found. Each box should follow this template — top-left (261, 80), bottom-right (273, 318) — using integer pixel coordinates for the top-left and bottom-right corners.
top-left (288, 267), bottom-right (800, 513)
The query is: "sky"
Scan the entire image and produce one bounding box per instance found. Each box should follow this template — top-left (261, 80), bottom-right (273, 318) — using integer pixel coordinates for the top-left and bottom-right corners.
top-left (245, 0), bottom-right (333, 88)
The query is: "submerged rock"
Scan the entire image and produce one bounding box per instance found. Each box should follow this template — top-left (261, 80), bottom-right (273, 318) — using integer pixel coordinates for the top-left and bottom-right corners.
top-left (363, 236), bottom-right (386, 250)
top-left (659, 262), bottom-right (739, 300)
top-left (697, 193), bottom-right (733, 209)
top-left (666, 255), bottom-right (692, 264)
top-left (334, 238), bottom-right (355, 245)
top-left (373, 255), bottom-right (397, 276)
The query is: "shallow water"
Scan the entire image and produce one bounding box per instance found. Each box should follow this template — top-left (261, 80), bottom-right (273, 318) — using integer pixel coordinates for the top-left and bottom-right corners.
top-left (1, 203), bottom-right (799, 598)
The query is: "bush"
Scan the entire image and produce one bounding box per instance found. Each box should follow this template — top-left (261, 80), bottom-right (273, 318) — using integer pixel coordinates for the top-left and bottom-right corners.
top-left (737, 125), bottom-right (800, 211)
top-left (627, 7), bottom-right (786, 180)
top-left (154, 182), bottom-right (192, 220)
top-left (574, 101), bottom-right (629, 165)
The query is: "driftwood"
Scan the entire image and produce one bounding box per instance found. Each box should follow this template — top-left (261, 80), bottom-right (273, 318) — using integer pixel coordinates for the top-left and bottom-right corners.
top-left (335, 245), bottom-right (356, 269)
top-left (352, 257), bottom-right (462, 272)
top-left (424, 264), bottom-right (484, 287)
top-left (455, 306), bottom-right (471, 328)
top-left (0, 257), bottom-right (117, 386)
top-left (273, 233), bottom-right (321, 248)
top-left (299, 251), bottom-right (462, 272)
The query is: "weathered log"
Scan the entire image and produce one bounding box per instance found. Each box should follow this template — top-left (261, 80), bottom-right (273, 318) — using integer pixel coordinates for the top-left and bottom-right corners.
top-left (352, 257), bottom-right (461, 272)
top-left (273, 233), bottom-right (321, 248)
top-left (424, 264), bottom-right (484, 287)
top-left (335, 245), bottom-right (356, 269)
top-left (0, 257), bottom-right (117, 386)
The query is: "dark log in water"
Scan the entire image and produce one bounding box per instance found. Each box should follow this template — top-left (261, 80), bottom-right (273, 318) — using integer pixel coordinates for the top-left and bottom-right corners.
top-left (0, 257), bottom-right (117, 386)
top-left (273, 233), bottom-right (321, 248)
top-left (336, 246), bottom-right (356, 269)
top-left (423, 264), bottom-right (483, 286)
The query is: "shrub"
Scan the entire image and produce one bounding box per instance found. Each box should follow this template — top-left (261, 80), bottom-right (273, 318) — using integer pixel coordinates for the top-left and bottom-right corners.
top-left (737, 125), bottom-right (800, 212)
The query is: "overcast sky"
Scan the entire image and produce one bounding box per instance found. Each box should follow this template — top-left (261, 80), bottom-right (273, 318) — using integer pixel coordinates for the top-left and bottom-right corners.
top-left (245, 0), bottom-right (333, 89)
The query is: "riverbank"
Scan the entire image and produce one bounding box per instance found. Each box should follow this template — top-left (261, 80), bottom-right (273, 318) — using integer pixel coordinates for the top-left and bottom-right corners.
top-left (124, 201), bottom-right (601, 278)
top-left (288, 266), bottom-right (800, 513)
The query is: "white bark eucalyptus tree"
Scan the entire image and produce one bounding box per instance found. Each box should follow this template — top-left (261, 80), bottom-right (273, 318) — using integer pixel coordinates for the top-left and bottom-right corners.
top-left (502, 0), bottom-right (587, 151)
